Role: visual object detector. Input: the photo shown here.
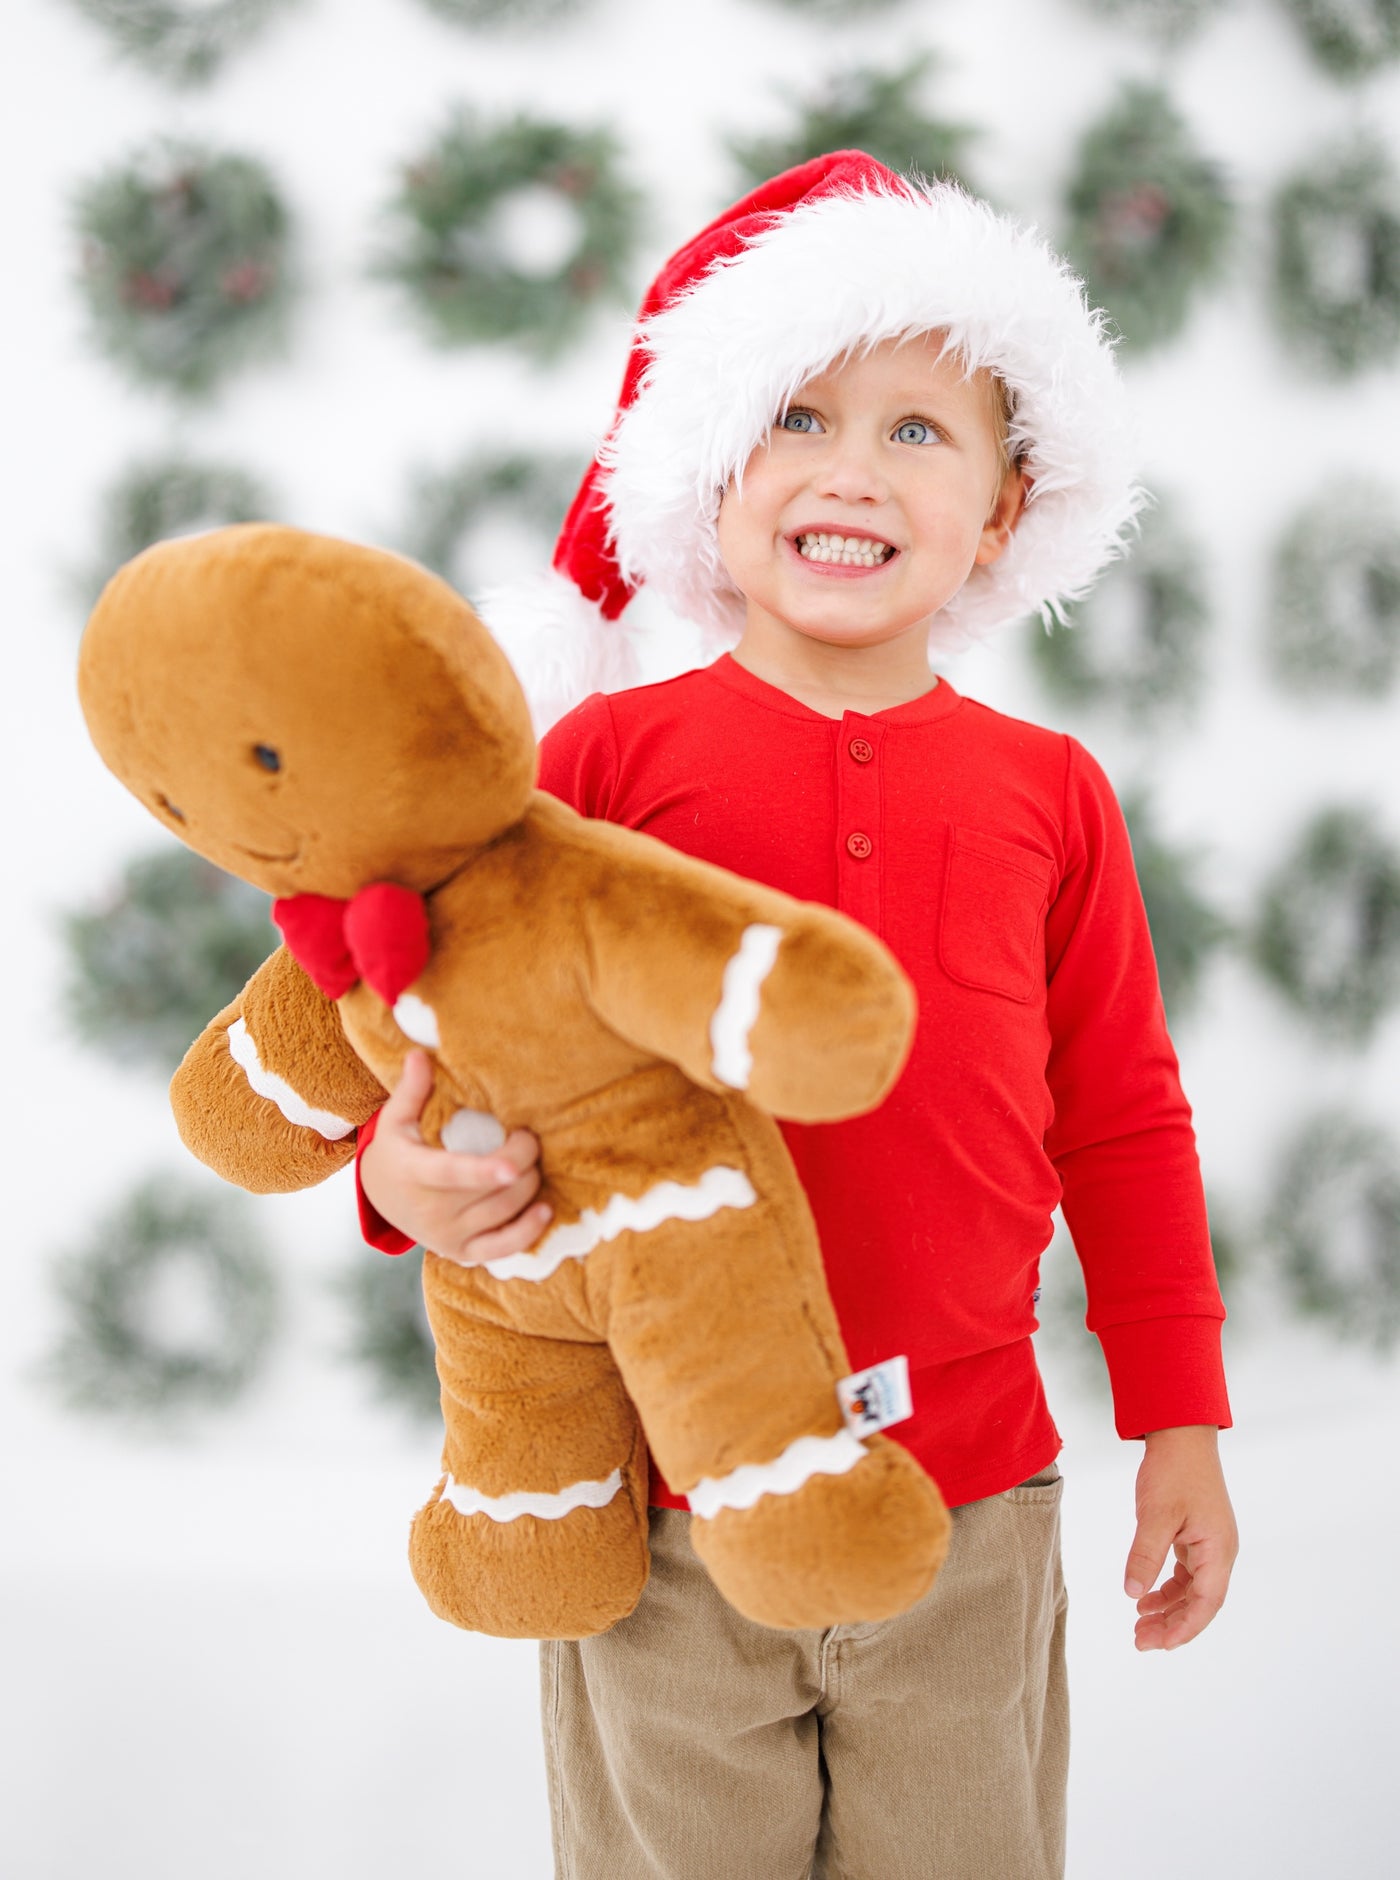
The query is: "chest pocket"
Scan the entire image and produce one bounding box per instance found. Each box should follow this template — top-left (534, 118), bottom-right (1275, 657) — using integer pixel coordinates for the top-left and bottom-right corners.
top-left (939, 825), bottom-right (1057, 1003)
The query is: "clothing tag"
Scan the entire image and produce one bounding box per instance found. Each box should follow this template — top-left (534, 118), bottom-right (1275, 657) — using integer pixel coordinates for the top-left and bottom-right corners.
top-left (836, 1355), bottom-right (913, 1437)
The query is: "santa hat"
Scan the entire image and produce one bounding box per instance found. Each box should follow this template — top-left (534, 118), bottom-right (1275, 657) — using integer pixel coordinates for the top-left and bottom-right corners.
top-left (479, 150), bottom-right (1144, 730)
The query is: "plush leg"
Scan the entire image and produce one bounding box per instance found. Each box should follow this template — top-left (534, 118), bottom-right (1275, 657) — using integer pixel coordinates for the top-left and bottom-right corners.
top-left (688, 1433), bottom-right (952, 1630)
top-left (601, 1135), bottom-right (950, 1631)
top-left (410, 1259), bottom-right (649, 1639)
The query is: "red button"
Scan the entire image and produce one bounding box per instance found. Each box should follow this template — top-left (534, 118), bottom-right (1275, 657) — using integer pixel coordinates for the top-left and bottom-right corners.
top-left (848, 738), bottom-right (874, 764)
top-left (846, 831), bottom-right (873, 860)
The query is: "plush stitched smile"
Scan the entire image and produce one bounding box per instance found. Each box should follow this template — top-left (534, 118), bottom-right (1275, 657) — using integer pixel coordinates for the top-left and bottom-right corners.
top-left (792, 530), bottom-right (898, 567)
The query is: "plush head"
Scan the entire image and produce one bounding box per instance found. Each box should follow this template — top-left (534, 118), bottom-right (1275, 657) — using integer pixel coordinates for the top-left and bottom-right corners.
top-left (78, 524), bottom-right (537, 900)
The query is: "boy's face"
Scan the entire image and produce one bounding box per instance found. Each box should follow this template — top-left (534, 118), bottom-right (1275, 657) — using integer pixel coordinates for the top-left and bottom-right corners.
top-left (715, 331), bottom-right (1025, 657)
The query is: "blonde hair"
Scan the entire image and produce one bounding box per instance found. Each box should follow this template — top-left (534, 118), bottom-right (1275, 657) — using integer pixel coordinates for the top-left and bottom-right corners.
top-left (990, 371), bottom-right (1019, 485)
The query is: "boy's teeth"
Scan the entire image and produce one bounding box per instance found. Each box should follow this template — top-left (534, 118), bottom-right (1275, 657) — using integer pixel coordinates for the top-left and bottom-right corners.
top-left (797, 532), bottom-right (893, 566)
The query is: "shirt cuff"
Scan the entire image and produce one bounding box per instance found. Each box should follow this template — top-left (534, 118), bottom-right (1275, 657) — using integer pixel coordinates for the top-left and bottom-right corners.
top-left (355, 1108), bottom-right (416, 1256)
top-left (1097, 1314), bottom-right (1232, 1440)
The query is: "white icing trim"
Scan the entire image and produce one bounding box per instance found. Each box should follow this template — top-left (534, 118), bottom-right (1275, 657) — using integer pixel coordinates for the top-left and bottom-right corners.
top-left (710, 923), bottom-right (783, 1089)
top-left (226, 1017), bottom-right (354, 1141)
top-left (687, 1428), bottom-right (867, 1520)
top-left (484, 1164), bottom-right (756, 1283)
top-left (393, 992), bottom-right (440, 1048)
top-left (440, 1468), bottom-right (624, 1523)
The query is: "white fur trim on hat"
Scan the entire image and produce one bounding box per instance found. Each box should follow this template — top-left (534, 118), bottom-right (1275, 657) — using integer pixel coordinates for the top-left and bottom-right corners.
top-left (599, 176), bottom-right (1146, 656)
top-left (475, 566), bottom-right (642, 733)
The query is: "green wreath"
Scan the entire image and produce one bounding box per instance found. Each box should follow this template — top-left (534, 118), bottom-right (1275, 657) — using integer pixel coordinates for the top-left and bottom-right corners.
top-left (1264, 1110), bottom-right (1400, 1349)
top-left (1077, 0), bottom-right (1229, 36)
top-left (1266, 478), bottom-right (1400, 696)
top-left (1062, 81), bottom-right (1234, 351)
top-left (398, 450), bottom-right (577, 601)
top-left (1249, 805), bottom-right (1400, 1045)
top-left (66, 0), bottom-right (302, 86)
top-left (334, 1247), bottom-right (439, 1419)
top-left (372, 110), bottom-right (643, 362)
top-left (1027, 498), bottom-right (1211, 723)
top-left (1121, 791), bottom-right (1233, 1017)
top-left (77, 452), bottom-right (276, 609)
top-left (415, 0), bottom-right (586, 25)
top-left (1270, 137), bottom-right (1400, 376)
top-left (62, 848), bottom-right (277, 1074)
top-left (729, 54), bottom-right (979, 197)
top-left (46, 1178), bottom-right (278, 1414)
top-left (72, 139), bottom-right (294, 399)
top-left (1279, 0), bottom-right (1400, 79)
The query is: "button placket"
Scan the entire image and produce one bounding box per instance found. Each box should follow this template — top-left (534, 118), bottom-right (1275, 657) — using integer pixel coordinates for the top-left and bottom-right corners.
top-left (835, 718), bottom-right (883, 927)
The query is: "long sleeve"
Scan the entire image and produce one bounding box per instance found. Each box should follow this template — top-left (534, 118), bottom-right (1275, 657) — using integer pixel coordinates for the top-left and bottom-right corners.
top-left (1043, 736), bottom-right (1231, 1438)
top-left (355, 1108), bottom-right (415, 1255)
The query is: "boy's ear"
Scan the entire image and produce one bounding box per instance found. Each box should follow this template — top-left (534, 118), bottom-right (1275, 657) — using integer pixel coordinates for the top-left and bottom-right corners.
top-left (975, 467), bottom-right (1030, 567)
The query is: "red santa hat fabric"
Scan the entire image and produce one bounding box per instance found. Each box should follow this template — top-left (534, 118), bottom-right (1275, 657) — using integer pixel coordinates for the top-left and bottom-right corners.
top-left (479, 150), bottom-right (1144, 730)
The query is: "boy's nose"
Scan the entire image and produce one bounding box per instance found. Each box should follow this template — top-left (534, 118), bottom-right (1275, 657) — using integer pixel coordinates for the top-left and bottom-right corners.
top-left (814, 440), bottom-right (891, 505)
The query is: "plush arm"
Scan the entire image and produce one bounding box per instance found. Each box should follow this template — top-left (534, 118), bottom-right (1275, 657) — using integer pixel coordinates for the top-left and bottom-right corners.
top-left (571, 811), bottom-right (917, 1123)
top-left (170, 943), bottom-right (388, 1194)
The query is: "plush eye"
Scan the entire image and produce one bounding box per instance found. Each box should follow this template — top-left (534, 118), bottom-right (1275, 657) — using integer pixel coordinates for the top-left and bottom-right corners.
top-left (155, 793), bottom-right (185, 822)
top-left (253, 744), bottom-right (281, 773)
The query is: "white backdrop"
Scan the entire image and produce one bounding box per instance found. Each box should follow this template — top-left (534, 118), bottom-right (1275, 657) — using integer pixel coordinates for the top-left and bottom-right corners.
top-left (4, 1), bottom-right (1399, 1874)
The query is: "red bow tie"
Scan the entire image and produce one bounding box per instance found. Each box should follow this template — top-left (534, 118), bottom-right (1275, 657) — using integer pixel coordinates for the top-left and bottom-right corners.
top-left (273, 884), bottom-right (431, 1006)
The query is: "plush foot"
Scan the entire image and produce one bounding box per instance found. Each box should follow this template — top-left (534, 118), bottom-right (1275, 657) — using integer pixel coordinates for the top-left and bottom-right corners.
top-left (689, 1433), bottom-right (951, 1630)
top-left (409, 1451), bottom-right (650, 1639)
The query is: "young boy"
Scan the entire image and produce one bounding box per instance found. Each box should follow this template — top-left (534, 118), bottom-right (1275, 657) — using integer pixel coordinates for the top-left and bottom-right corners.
top-left (359, 154), bottom-right (1238, 1878)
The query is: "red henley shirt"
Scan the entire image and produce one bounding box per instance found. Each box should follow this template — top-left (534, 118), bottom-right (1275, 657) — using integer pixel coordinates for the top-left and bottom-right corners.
top-left (359, 653), bottom-right (1231, 1510)
top-left (537, 655), bottom-right (1231, 1507)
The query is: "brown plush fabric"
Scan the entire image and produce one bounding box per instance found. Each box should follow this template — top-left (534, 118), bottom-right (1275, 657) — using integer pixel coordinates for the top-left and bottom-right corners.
top-left (78, 523), bottom-right (950, 1638)
top-left (171, 950), bottom-right (387, 1192)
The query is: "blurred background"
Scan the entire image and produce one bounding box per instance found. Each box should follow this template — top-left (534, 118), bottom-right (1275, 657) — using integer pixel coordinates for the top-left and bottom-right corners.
top-left (5, 0), bottom-right (1400, 1874)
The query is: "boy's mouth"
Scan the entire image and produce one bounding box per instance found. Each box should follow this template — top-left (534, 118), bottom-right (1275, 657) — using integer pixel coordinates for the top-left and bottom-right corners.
top-left (790, 530), bottom-right (898, 568)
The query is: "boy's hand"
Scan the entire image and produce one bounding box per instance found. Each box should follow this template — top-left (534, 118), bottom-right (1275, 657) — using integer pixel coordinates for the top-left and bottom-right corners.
top-left (361, 1049), bottom-right (551, 1265)
top-left (1123, 1424), bottom-right (1238, 1652)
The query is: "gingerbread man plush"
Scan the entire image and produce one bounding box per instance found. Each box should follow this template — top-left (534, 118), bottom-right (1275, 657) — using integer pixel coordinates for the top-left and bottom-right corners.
top-left (78, 523), bottom-right (950, 1638)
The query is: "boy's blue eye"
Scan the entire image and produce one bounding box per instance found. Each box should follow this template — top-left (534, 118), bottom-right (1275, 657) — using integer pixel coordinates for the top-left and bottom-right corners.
top-left (779, 410), bottom-right (819, 433)
top-left (895, 419), bottom-right (936, 445)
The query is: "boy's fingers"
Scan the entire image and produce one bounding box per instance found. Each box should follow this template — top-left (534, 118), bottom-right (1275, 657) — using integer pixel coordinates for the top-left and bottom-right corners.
top-left (1124, 1521), bottom-right (1175, 1599)
top-left (1137, 1588), bottom-right (1220, 1651)
top-left (1136, 1582), bottom-right (1191, 1622)
top-left (499, 1127), bottom-right (542, 1170)
top-left (435, 1200), bottom-right (554, 1268)
top-left (397, 1142), bottom-right (492, 1192)
top-left (428, 1120), bottom-right (537, 1180)
top-left (382, 1049), bottom-right (434, 1134)
top-left (411, 1133), bottom-right (542, 1194)
top-left (450, 1170), bottom-right (543, 1232)
top-left (476, 1128), bottom-right (541, 1182)
top-left (1168, 1555), bottom-right (1229, 1636)
top-left (1164, 1600), bottom-right (1220, 1647)
top-left (1135, 1552), bottom-right (1230, 1649)
top-left (1134, 1560), bottom-right (1191, 1612)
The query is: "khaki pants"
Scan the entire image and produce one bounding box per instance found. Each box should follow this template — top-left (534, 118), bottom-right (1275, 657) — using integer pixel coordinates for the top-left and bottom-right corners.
top-left (540, 1465), bottom-right (1068, 1879)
